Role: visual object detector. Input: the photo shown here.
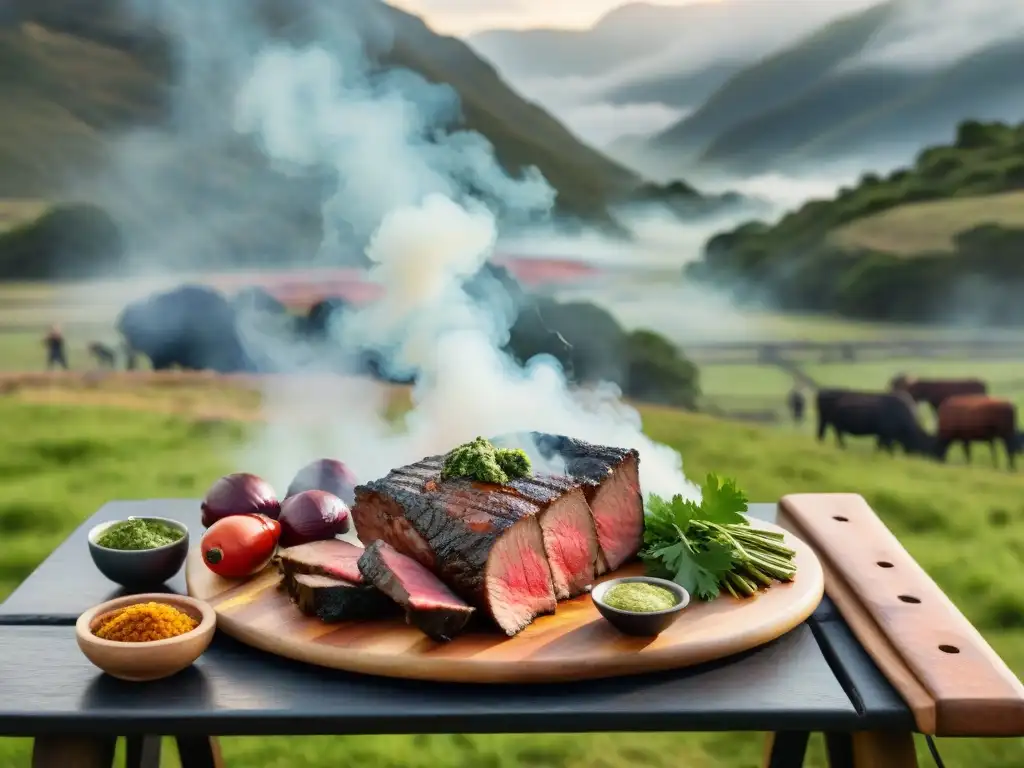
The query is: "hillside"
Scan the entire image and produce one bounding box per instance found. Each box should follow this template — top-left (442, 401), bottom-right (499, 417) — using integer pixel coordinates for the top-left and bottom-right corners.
top-left (700, 37), bottom-right (1024, 173)
top-left (830, 190), bottom-right (1024, 255)
top-left (688, 120), bottom-right (1024, 324)
top-left (0, 0), bottom-right (643, 234)
top-left (643, 1), bottom-right (897, 160)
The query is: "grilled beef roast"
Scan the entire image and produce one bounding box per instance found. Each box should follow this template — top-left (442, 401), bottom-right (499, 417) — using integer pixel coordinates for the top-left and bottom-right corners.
top-left (352, 455), bottom-right (558, 635)
top-left (278, 539), bottom-right (365, 584)
top-left (523, 433), bottom-right (643, 574)
top-left (283, 572), bottom-right (396, 622)
top-left (351, 435), bottom-right (642, 635)
top-left (357, 540), bottom-right (475, 642)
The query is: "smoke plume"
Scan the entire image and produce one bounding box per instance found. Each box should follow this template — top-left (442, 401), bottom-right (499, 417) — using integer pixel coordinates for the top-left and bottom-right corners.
top-left (128, 0), bottom-right (700, 501)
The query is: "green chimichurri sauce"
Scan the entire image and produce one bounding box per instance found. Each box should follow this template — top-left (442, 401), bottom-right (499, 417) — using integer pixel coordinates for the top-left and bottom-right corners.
top-left (441, 436), bottom-right (531, 484)
top-left (96, 518), bottom-right (183, 551)
top-left (603, 582), bottom-right (678, 612)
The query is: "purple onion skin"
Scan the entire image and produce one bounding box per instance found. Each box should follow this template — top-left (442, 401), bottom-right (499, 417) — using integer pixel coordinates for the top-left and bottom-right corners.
top-left (285, 459), bottom-right (358, 507)
top-left (278, 490), bottom-right (351, 548)
top-left (201, 473), bottom-right (281, 528)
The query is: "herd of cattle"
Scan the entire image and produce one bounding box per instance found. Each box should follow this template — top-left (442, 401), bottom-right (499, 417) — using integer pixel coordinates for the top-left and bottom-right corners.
top-left (816, 375), bottom-right (1020, 469)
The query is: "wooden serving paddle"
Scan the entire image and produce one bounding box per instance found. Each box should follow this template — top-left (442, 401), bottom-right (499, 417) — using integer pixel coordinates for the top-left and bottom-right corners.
top-left (778, 493), bottom-right (1024, 738)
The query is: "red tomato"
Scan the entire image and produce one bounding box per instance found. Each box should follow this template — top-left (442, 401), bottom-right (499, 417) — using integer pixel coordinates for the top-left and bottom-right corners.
top-left (201, 513), bottom-right (281, 579)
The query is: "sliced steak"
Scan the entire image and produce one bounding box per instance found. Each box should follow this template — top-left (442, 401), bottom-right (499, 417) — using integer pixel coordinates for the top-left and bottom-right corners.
top-left (507, 433), bottom-right (644, 574)
top-left (506, 475), bottom-right (598, 600)
top-left (352, 456), bottom-right (558, 636)
top-left (357, 540), bottom-right (475, 642)
top-left (283, 572), bottom-right (396, 622)
top-left (278, 539), bottom-right (365, 584)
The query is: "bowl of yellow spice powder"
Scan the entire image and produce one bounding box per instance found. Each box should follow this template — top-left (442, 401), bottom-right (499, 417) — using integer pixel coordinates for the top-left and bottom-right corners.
top-left (76, 594), bottom-right (216, 681)
top-left (88, 516), bottom-right (189, 588)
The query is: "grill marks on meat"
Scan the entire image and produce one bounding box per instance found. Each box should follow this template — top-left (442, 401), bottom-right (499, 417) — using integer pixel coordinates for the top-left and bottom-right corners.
top-left (283, 572), bottom-right (396, 623)
top-left (522, 434), bottom-right (644, 573)
top-left (357, 540), bottom-right (474, 642)
top-left (353, 456), bottom-right (558, 636)
top-left (350, 435), bottom-right (642, 636)
top-left (278, 540), bottom-right (365, 584)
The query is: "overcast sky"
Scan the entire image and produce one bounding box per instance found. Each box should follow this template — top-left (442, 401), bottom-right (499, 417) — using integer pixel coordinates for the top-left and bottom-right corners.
top-left (389, 0), bottom-right (718, 34)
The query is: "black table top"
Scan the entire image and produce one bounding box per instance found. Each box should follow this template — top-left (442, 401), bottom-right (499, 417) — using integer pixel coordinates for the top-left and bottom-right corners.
top-left (0, 499), bottom-right (912, 736)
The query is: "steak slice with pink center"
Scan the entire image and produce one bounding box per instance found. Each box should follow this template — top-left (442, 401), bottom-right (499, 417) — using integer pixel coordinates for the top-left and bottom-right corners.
top-left (501, 434), bottom-right (644, 575)
top-left (505, 474), bottom-right (598, 599)
top-left (352, 456), bottom-right (558, 636)
top-left (278, 539), bottom-right (365, 584)
top-left (357, 540), bottom-right (475, 642)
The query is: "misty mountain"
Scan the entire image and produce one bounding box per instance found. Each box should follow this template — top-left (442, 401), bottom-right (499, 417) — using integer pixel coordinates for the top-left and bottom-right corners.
top-left (642, 1), bottom-right (898, 161)
top-left (467, 3), bottom-right (700, 80)
top-left (0, 0), bottom-right (644, 251)
top-left (468, 0), bottom-right (878, 150)
top-left (634, 0), bottom-right (1024, 176)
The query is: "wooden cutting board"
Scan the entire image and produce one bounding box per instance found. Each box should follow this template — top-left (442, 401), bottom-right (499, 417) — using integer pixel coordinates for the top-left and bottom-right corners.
top-left (186, 519), bottom-right (824, 683)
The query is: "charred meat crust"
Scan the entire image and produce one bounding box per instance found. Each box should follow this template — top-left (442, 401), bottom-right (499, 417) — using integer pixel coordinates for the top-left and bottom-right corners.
top-left (282, 571), bottom-right (397, 622)
top-left (357, 540), bottom-right (475, 642)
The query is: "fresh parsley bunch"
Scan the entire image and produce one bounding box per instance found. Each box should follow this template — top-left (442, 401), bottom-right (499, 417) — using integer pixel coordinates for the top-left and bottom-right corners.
top-left (640, 473), bottom-right (797, 601)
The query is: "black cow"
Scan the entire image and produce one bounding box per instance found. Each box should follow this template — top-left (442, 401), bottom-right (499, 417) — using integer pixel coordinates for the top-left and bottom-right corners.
top-left (116, 285), bottom-right (254, 373)
top-left (816, 388), bottom-right (933, 455)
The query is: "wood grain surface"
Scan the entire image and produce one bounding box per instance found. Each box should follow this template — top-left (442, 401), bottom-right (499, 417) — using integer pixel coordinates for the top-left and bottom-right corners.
top-left (186, 519), bottom-right (823, 683)
top-left (779, 493), bottom-right (1024, 738)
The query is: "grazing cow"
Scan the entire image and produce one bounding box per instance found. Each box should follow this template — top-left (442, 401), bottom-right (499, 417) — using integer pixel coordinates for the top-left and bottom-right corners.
top-left (890, 374), bottom-right (987, 412)
top-left (817, 388), bottom-right (933, 455)
top-left (936, 395), bottom-right (1018, 469)
top-left (88, 342), bottom-right (117, 368)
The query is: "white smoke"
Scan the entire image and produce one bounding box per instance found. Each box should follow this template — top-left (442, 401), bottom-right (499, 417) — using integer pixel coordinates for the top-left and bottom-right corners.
top-left (131, 0), bottom-right (700, 501)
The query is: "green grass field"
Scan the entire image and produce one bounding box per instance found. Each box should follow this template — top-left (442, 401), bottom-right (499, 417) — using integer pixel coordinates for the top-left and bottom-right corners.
top-left (830, 191), bottom-right (1024, 256)
top-left (0, 392), bottom-right (1021, 768)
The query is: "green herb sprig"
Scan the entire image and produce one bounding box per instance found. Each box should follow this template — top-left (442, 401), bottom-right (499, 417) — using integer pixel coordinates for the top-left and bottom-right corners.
top-left (640, 473), bottom-right (797, 601)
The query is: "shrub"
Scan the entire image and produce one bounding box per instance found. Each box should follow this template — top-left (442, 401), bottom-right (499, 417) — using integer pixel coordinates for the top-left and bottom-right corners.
top-left (624, 330), bottom-right (700, 409)
top-left (0, 203), bottom-right (123, 280)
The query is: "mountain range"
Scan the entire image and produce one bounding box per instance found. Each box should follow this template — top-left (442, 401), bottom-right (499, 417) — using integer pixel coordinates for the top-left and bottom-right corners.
top-left (625, 0), bottom-right (1024, 176)
top-left (0, 0), bottom-right (663, 267)
top-left (472, 0), bottom-right (1024, 179)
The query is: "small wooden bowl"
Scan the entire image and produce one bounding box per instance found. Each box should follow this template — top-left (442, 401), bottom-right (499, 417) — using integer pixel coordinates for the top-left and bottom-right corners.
top-left (75, 593), bottom-right (216, 682)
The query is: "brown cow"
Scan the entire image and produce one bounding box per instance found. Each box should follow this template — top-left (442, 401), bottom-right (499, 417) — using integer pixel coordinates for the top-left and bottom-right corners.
top-left (890, 374), bottom-right (987, 412)
top-left (936, 395), bottom-right (1018, 469)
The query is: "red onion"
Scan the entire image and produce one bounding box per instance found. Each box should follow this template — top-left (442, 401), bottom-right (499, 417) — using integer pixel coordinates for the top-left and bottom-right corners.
top-left (201, 473), bottom-right (280, 528)
top-left (278, 490), bottom-right (351, 547)
top-left (286, 459), bottom-right (358, 506)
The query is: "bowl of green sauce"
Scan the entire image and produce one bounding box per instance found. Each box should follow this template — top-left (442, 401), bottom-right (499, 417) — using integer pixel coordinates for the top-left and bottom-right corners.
top-left (88, 517), bottom-right (189, 589)
top-left (591, 576), bottom-right (690, 637)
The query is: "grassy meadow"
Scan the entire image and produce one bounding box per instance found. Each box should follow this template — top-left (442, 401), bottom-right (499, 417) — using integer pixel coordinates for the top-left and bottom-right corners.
top-left (0, 383), bottom-right (1022, 767)
top-left (830, 191), bottom-right (1024, 256)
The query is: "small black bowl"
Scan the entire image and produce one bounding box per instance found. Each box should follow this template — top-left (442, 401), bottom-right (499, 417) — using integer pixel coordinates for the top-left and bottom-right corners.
top-left (87, 517), bottom-right (189, 590)
top-left (591, 576), bottom-right (690, 637)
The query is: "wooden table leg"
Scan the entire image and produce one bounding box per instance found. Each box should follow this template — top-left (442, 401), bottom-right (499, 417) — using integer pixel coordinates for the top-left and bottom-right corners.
top-left (32, 735), bottom-right (116, 768)
top-left (175, 735), bottom-right (225, 768)
top-left (825, 731), bottom-right (917, 768)
top-left (763, 731), bottom-right (810, 768)
top-left (126, 735), bottom-right (162, 768)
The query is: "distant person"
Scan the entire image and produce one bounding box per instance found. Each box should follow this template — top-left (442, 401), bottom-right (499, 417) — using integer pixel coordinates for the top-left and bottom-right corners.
top-left (43, 325), bottom-right (68, 370)
top-left (787, 386), bottom-right (806, 425)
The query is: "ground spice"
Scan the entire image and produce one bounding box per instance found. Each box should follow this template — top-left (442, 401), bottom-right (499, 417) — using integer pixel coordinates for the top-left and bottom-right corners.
top-left (93, 602), bottom-right (198, 642)
top-left (96, 518), bottom-right (183, 550)
top-left (603, 583), bottom-right (678, 612)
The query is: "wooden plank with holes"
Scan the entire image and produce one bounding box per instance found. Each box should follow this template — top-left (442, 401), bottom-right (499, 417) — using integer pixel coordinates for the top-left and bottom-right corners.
top-left (778, 493), bottom-right (1024, 737)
